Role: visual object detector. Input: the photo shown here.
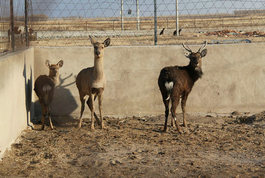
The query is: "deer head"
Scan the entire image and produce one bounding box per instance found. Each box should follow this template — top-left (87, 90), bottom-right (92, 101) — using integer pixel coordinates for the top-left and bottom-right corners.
top-left (182, 41), bottom-right (207, 70)
top-left (45, 59), bottom-right (64, 83)
top-left (89, 36), bottom-right (110, 59)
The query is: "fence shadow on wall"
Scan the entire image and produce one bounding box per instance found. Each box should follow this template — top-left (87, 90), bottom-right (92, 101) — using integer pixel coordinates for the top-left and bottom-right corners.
top-left (23, 57), bottom-right (34, 129)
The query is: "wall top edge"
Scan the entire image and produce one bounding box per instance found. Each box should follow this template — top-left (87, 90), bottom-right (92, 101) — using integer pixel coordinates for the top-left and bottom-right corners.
top-left (33, 42), bottom-right (265, 49)
top-left (0, 47), bottom-right (34, 61)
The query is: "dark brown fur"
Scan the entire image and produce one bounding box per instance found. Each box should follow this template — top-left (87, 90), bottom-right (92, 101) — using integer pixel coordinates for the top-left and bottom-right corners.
top-left (158, 42), bottom-right (207, 132)
top-left (34, 75), bottom-right (55, 106)
top-left (34, 60), bottom-right (63, 130)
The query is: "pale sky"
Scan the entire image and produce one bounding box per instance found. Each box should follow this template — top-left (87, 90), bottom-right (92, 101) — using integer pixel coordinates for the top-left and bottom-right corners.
top-left (2, 0), bottom-right (265, 18)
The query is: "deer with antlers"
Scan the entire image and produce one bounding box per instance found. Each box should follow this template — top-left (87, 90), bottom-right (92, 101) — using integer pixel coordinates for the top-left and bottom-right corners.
top-left (34, 59), bottom-right (64, 130)
top-left (158, 41), bottom-right (207, 133)
top-left (76, 36), bottom-right (110, 130)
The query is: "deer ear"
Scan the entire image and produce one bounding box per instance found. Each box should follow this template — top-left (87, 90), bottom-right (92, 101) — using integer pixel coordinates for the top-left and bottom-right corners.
top-left (89, 35), bottom-right (95, 45)
top-left (200, 49), bottom-right (207, 57)
top-left (45, 60), bottom-right (50, 68)
top-left (57, 60), bottom-right (64, 68)
top-left (103, 38), bottom-right (110, 47)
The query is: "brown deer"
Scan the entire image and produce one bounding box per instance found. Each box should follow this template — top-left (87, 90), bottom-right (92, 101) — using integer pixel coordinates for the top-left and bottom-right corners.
top-left (158, 41), bottom-right (207, 133)
top-left (76, 36), bottom-right (110, 130)
top-left (34, 59), bottom-right (64, 130)
top-left (8, 26), bottom-right (34, 43)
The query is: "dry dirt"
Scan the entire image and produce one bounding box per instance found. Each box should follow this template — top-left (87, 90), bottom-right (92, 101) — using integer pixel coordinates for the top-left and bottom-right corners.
top-left (0, 112), bottom-right (265, 178)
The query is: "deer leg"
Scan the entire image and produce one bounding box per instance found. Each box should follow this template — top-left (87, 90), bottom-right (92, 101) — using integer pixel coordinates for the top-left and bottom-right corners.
top-left (47, 107), bottom-right (54, 130)
top-left (181, 93), bottom-right (188, 127)
top-left (171, 103), bottom-right (175, 128)
top-left (90, 94), bottom-right (95, 131)
top-left (87, 96), bottom-right (100, 125)
top-left (78, 94), bottom-right (85, 129)
top-left (98, 91), bottom-right (105, 129)
top-left (162, 98), bottom-right (170, 132)
top-left (171, 98), bottom-right (181, 133)
top-left (40, 104), bottom-right (46, 130)
top-left (41, 104), bottom-right (49, 130)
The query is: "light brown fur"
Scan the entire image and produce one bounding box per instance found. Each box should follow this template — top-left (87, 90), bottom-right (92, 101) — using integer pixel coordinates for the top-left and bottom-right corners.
top-left (34, 59), bottom-right (63, 130)
top-left (76, 36), bottom-right (110, 130)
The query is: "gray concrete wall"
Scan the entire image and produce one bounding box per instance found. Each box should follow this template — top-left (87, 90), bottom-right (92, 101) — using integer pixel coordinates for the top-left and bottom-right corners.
top-left (0, 48), bottom-right (34, 159)
top-left (34, 43), bottom-right (265, 118)
top-left (1, 43), bottom-right (265, 158)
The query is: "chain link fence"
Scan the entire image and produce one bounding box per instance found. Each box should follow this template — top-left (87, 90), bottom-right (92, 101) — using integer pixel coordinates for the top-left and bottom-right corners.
top-left (1, 0), bottom-right (265, 52)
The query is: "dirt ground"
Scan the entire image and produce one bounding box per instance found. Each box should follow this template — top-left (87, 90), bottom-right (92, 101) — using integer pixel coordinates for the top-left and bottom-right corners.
top-left (0, 111), bottom-right (264, 178)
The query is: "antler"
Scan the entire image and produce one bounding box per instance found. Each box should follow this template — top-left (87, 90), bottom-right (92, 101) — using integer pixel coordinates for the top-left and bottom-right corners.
top-left (197, 41), bottom-right (207, 52)
top-left (182, 43), bottom-right (192, 53)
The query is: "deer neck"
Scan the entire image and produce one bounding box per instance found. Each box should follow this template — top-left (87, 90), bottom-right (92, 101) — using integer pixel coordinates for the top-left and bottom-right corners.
top-left (93, 56), bottom-right (104, 81)
top-left (48, 73), bottom-right (59, 85)
top-left (187, 63), bottom-right (203, 82)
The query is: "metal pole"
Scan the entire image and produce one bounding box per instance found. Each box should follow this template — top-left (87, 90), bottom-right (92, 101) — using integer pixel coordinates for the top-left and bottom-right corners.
top-left (121, 0), bottom-right (124, 30)
top-left (136, 0), bottom-right (140, 30)
top-left (10, 0), bottom-right (15, 51)
top-left (175, 0), bottom-right (179, 36)
top-left (154, 0), bottom-right (157, 45)
top-left (25, 0), bottom-right (29, 47)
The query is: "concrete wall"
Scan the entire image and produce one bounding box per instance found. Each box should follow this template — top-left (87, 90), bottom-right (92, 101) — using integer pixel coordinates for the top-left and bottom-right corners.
top-left (34, 43), bottom-right (265, 118)
top-left (0, 48), bottom-right (34, 159)
top-left (1, 43), bottom-right (265, 158)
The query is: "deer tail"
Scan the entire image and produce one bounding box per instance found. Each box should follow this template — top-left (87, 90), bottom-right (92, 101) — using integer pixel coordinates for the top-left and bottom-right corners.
top-left (165, 81), bottom-right (173, 101)
top-left (42, 84), bottom-right (52, 106)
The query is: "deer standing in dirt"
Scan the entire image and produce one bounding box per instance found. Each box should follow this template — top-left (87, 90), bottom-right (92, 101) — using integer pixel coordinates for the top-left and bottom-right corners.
top-left (34, 59), bottom-right (64, 130)
top-left (76, 36), bottom-right (110, 130)
top-left (158, 41), bottom-right (207, 133)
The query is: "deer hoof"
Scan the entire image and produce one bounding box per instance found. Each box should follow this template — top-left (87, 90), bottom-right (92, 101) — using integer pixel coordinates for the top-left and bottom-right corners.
top-left (183, 128), bottom-right (190, 134)
top-left (177, 129), bottom-right (182, 134)
top-left (76, 122), bottom-right (82, 129)
top-left (91, 126), bottom-right (95, 131)
top-left (100, 122), bottom-right (105, 129)
top-left (163, 127), bottom-right (168, 132)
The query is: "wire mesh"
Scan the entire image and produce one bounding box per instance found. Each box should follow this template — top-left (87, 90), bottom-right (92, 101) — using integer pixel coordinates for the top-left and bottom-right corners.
top-left (1, 0), bottom-right (265, 51)
top-left (0, 0), bottom-right (29, 51)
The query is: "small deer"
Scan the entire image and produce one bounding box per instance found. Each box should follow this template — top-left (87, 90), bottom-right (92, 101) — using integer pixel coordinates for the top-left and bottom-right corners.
top-left (76, 36), bottom-right (110, 130)
top-left (34, 59), bottom-right (64, 130)
top-left (158, 41), bottom-right (207, 132)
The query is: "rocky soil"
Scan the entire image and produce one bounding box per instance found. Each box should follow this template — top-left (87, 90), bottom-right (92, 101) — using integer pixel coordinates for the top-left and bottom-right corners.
top-left (0, 112), bottom-right (264, 178)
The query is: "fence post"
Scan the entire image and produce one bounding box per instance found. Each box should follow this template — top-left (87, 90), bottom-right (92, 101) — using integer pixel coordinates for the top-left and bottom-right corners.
top-left (154, 0), bottom-right (157, 45)
top-left (10, 0), bottom-right (15, 51)
top-left (175, 0), bottom-right (179, 36)
top-left (121, 0), bottom-right (124, 30)
top-left (136, 0), bottom-right (140, 30)
top-left (25, 0), bottom-right (29, 47)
